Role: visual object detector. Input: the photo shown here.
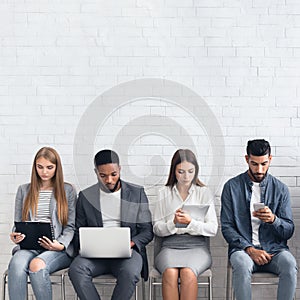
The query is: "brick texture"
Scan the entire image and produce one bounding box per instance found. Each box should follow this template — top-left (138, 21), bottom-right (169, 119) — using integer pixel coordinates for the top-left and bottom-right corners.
top-left (1, 1), bottom-right (300, 299)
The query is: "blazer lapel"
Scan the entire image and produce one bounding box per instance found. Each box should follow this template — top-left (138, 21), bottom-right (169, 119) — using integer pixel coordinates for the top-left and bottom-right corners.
top-left (121, 181), bottom-right (130, 225)
top-left (84, 183), bottom-right (103, 226)
top-left (93, 185), bottom-right (103, 226)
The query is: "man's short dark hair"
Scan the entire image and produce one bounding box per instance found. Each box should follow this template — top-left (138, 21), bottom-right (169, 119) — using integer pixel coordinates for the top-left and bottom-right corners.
top-left (246, 139), bottom-right (271, 156)
top-left (94, 149), bottom-right (120, 167)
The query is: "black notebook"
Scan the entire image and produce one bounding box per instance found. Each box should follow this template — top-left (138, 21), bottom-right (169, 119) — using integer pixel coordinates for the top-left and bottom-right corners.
top-left (14, 221), bottom-right (55, 250)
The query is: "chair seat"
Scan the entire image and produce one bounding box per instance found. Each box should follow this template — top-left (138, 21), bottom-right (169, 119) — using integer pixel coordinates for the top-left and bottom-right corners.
top-left (252, 272), bottom-right (278, 278)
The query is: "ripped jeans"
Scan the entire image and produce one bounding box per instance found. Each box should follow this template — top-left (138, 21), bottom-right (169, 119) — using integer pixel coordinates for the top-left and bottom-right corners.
top-left (8, 249), bottom-right (72, 300)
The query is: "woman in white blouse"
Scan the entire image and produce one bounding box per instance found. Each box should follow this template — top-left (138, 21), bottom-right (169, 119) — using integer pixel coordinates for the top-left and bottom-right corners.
top-left (153, 149), bottom-right (218, 300)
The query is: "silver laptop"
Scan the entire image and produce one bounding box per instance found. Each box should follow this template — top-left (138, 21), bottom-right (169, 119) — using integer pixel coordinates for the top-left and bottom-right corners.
top-left (79, 227), bottom-right (132, 258)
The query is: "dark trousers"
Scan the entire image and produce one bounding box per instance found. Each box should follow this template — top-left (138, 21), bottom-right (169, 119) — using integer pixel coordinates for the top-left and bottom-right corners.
top-left (68, 250), bottom-right (143, 300)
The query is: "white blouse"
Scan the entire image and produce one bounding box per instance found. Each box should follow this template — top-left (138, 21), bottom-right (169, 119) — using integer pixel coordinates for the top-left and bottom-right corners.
top-left (153, 184), bottom-right (218, 237)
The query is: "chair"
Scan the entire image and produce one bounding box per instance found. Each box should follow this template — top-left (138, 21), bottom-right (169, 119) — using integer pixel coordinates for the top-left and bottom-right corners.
top-left (149, 236), bottom-right (213, 300)
top-left (2, 268), bottom-right (68, 300)
top-left (226, 259), bottom-right (295, 300)
top-left (74, 274), bottom-right (144, 300)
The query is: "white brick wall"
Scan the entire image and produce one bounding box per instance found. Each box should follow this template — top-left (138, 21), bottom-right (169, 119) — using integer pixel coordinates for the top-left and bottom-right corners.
top-left (1, 0), bottom-right (300, 299)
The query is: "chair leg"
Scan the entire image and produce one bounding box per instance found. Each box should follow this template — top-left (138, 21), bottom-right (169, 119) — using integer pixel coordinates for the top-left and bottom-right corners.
top-left (141, 279), bottom-right (145, 300)
top-left (135, 284), bottom-right (138, 300)
top-left (2, 272), bottom-right (7, 300)
top-left (208, 276), bottom-right (212, 300)
top-left (226, 262), bottom-right (233, 300)
top-left (149, 277), bottom-right (153, 300)
top-left (61, 272), bottom-right (65, 300)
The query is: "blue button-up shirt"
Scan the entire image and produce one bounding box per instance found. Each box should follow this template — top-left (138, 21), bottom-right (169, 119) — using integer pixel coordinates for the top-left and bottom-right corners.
top-left (221, 171), bottom-right (294, 257)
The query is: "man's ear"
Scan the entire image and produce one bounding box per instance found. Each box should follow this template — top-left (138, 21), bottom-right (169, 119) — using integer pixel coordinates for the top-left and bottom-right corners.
top-left (245, 155), bottom-right (249, 164)
top-left (269, 155), bottom-right (272, 162)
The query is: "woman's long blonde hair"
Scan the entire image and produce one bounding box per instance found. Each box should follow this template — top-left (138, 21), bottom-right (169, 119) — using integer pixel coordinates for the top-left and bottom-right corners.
top-left (22, 147), bottom-right (68, 226)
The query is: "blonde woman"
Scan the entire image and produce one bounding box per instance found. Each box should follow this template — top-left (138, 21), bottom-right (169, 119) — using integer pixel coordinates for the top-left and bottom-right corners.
top-left (8, 147), bottom-right (76, 300)
top-left (153, 149), bottom-right (218, 300)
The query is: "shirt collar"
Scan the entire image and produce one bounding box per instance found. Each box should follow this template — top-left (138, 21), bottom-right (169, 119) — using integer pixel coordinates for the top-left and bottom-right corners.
top-left (172, 183), bottom-right (195, 194)
top-left (244, 170), bottom-right (269, 187)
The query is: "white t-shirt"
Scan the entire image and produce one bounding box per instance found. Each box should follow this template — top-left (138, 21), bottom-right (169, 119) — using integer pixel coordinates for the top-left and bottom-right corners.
top-left (100, 189), bottom-right (121, 227)
top-left (250, 182), bottom-right (261, 246)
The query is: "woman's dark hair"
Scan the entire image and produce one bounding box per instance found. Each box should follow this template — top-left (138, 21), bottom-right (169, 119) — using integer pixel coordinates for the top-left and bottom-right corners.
top-left (165, 149), bottom-right (205, 188)
top-left (246, 139), bottom-right (271, 157)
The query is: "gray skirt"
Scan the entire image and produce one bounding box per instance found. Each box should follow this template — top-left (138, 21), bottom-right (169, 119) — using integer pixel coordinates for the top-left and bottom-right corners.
top-left (154, 234), bottom-right (212, 277)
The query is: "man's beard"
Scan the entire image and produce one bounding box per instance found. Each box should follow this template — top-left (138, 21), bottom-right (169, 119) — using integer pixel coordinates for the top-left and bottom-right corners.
top-left (99, 178), bottom-right (121, 193)
top-left (249, 168), bottom-right (268, 182)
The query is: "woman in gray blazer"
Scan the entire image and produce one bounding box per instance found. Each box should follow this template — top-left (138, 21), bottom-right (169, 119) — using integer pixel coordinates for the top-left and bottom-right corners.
top-left (8, 147), bottom-right (76, 300)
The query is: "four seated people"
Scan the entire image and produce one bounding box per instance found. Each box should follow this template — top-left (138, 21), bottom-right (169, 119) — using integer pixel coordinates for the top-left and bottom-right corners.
top-left (6, 143), bottom-right (298, 299)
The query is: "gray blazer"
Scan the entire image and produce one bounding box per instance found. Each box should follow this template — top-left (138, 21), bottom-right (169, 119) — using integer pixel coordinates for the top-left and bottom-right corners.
top-left (13, 183), bottom-right (77, 257)
top-left (73, 180), bottom-right (154, 280)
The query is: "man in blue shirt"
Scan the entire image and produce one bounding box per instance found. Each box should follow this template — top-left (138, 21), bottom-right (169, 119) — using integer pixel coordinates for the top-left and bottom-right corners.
top-left (221, 139), bottom-right (297, 300)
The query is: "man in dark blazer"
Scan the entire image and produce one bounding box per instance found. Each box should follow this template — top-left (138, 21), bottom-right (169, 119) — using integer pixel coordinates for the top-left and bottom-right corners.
top-left (69, 149), bottom-right (153, 300)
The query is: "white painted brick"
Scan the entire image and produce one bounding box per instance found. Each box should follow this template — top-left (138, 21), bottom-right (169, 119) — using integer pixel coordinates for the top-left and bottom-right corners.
top-left (212, 17), bottom-right (235, 27)
top-left (122, 8), bottom-right (150, 17)
top-left (40, 66), bottom-right (70, 76)
top-left (194, 57), bottom-right (222, 67)
top-left (104, 47), bottom-right (133, 57)
top-left (204, 37), bottom-right (232, 47)
top-left (208, 47), bottom-right (235, 57)
top-left (252, 57), bottom-right (281, 67)
top-left (277, 38), bottom-right (300, 48)
top-left (133, 47), bottom-right (158, 56)
top-left (177, 37), bottom-right (204, 47)
top-left (281, 58), bottom-right (300, 67)
top-left (211, 87), bottom-right (239, 97)
top-left (223, 57), bottom-right (251, 67)
top-left (268, 87), bottom-right (297, 97)
top-left (275, 67), bottom-right (300, 77)
top-left (194, 0), bottom-right (223, 7)
top-left (259, 125), bottom-right (285, 137)
top-left (194, 76), bottom-right (225, 87)
top-left (197, 7), bottom-right (241, 18)
top-left (177, 8), bottom-right (196, 17)
top-left (159, 47), bottom-right (188, 57)
top-left (147, 8), bottom-right (177, 18)
top-left (264, 47), bottom-right (294, 57)
top-left (1, 1), bottom-right (300, 298)
top-left (165, 0), bottom-right (193, 7)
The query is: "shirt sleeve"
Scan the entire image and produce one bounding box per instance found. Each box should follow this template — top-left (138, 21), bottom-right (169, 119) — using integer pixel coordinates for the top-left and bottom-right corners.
top-left (153, 187), bottom-right (178, 236)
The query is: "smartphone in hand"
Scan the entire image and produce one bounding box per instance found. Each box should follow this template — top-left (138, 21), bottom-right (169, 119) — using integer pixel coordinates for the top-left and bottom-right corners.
top-left (253, 203), bottom-right (265, 211)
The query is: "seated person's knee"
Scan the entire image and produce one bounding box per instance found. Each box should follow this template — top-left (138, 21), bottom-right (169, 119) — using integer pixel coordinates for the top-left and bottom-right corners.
top-left (29, 258), bottom-right (46, 273)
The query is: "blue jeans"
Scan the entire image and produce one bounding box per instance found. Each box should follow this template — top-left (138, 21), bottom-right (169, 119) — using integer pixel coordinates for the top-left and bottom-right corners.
top-left (230, 250), bottom-right (297, 300)
top-left (8, 249), bottom-right (72, 300)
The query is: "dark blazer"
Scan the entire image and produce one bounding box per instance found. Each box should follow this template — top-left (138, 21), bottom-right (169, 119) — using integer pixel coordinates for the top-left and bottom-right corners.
top-left (73, 180), bottom-right (154, 280)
